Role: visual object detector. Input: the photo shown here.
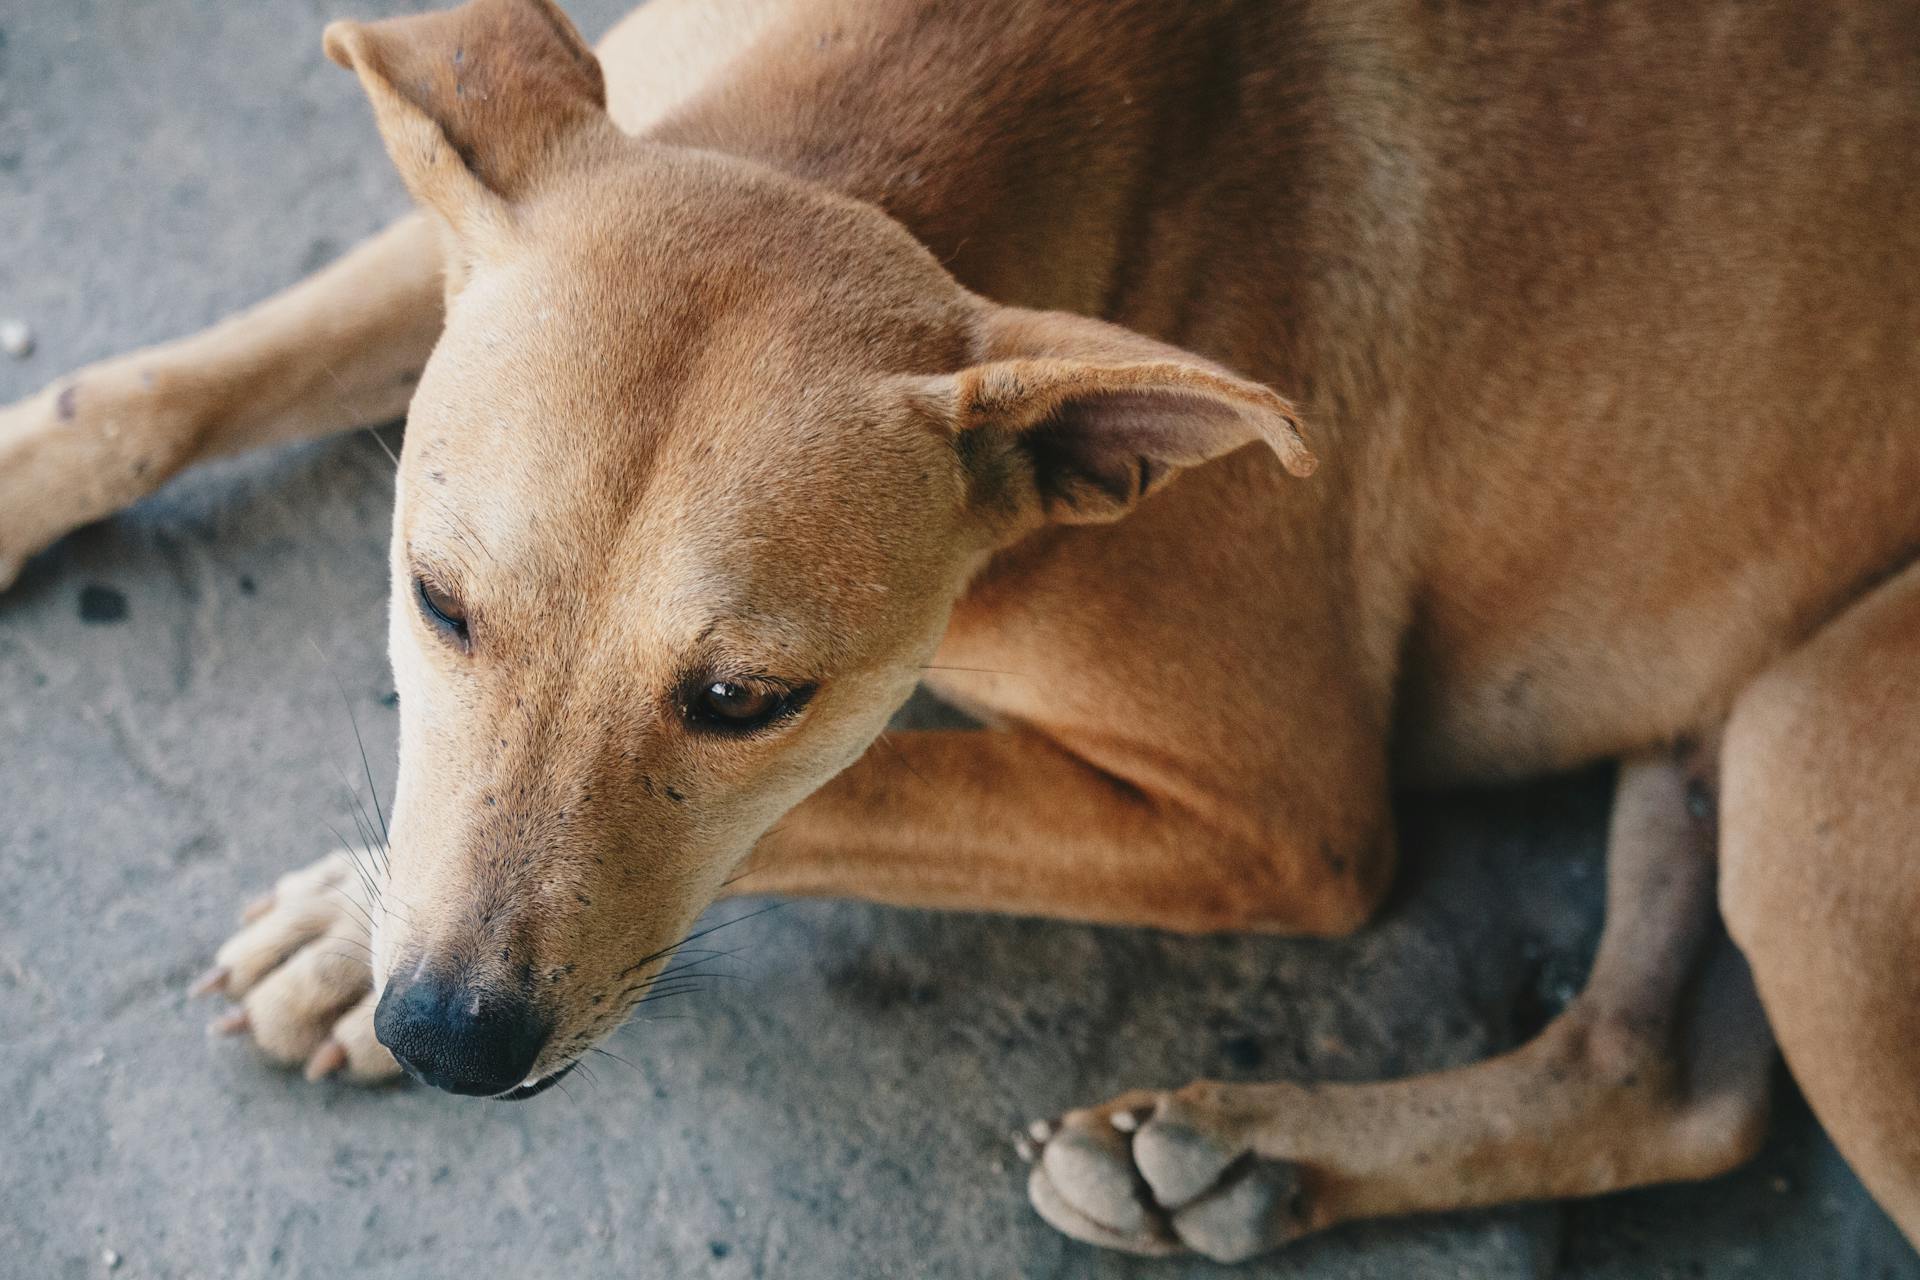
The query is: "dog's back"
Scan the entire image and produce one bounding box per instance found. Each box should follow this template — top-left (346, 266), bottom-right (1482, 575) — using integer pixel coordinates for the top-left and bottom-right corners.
top-left (687, 0), bottom-right (1920, 779)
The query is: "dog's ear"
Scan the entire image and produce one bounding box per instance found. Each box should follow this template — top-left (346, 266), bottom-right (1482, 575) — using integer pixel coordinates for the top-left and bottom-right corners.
top-left (323, 0), bottom-right (615, 242)
top-left (924, 305), bottom-right (1315, 527)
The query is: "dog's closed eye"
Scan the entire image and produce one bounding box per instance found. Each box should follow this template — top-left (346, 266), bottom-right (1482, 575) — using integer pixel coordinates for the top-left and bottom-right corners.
top-left (414, 574), bottom-right (470, 648)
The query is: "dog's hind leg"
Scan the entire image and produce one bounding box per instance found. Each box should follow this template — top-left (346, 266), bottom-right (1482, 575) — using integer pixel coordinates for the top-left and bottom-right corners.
top-left (0, 213), bottom-right (443, 588)
top-left (1023, 753), bottom-right (1774, 1262)
top-left (1719, 557), bottom-right (1920, 1245)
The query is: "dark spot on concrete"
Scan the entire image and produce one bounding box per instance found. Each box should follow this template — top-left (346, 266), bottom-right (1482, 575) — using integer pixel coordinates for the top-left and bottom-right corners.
top-left (171, 833), bottom-right (221, 867)
top-left (1220, 1034), bottom-right (1265, 1071)
top-left (663, 786), bottom-right (686, 803)
top-left (827, 954), bottom-right (940, 1013)
top-left (300, 238), bottom-right (341, 274)
top-left (0, 151), bottom-right (21, 174)
top-left (379, 689), bottom-right (399, 708)
top-left (56, 384), bottom-right (77, 421)
top-left (709, 1242), bottom-right (731, 1260)
top-left (1685, 778), bottom-right (1715, 824)
top-left (234, 574), bottom-right (256, 596)
top-left (78, 583), bottom-right (128, 624)
top-left (1511, 938), bottom-right (1583, 1041)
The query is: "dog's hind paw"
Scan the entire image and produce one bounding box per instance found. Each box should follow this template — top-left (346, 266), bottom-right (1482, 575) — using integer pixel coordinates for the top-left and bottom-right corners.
top-left (1022, 1084), bottom-right (1309, 1264)
top-left (193, 849), bottom-right (400, 1085)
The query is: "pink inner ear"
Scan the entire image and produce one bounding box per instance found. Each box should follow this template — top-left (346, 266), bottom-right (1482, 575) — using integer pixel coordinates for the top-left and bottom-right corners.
top-left (1026, 386), bottom-right (1258, 512)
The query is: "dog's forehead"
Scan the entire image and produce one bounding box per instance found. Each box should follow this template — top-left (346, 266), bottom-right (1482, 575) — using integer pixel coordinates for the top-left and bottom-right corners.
top-left (400, 314), bottom-right (962, 672)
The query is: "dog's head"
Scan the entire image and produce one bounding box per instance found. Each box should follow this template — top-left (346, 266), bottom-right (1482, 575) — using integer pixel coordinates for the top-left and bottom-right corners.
top-left (326, 0), bottom-right (1313, 1097)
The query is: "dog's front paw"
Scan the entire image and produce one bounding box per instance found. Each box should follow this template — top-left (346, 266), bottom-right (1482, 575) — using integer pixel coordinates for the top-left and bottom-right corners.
top-left (1021, 1084), bottom-right (1308, 1264)
top-left (193, 850), bottom-right (399, 1084)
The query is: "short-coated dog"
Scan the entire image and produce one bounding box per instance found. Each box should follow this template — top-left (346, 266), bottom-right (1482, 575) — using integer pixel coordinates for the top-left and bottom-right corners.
top-left (3, 0), bottom-right (1917, 1261)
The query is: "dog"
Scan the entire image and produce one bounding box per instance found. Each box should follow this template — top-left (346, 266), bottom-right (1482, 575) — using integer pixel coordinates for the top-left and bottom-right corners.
top-left (2, 0), bottom-right (1916, 1262)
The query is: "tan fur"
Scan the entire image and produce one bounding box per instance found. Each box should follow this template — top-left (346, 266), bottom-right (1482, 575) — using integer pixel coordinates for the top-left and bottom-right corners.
top-left (4, 0), bottom-right (1917, 1261)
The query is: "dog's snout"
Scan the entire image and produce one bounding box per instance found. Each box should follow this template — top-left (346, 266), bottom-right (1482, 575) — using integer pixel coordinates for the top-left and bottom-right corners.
top-left (373, 969), bottom-right (549, 1097)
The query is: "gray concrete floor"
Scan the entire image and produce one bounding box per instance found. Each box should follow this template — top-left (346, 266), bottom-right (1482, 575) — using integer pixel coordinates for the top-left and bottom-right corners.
top-left (1, 2), bottom-right (1915, 1277)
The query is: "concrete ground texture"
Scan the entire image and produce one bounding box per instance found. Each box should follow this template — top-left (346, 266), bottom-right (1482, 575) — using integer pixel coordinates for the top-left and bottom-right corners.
top-left (0, 2), bottom-right (1915, 1277)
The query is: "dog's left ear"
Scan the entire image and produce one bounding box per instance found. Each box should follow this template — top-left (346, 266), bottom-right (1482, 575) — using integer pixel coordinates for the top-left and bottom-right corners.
top-left (922, 305), bottom-right (1316, 527)
top-left (323, 0), bottom-right (617, 245)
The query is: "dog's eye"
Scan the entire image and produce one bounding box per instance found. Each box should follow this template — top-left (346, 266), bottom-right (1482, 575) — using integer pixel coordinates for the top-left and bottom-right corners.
top-left (684, 679), bottom-right (810, 734)
top-left (414, 575), bottom-right (470, 646)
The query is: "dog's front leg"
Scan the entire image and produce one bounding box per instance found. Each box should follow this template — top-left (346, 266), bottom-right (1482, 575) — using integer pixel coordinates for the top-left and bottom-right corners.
top-left (0, 214), bottom-right (442, 588)
top-left (734, 726), bottom-right (1386, 938)
top-left (1018, 756), bottom-right (1775, 1263)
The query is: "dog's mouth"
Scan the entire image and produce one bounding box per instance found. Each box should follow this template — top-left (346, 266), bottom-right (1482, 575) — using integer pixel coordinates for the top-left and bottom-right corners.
top-left (492, 1059), bottom-right (579, 1102)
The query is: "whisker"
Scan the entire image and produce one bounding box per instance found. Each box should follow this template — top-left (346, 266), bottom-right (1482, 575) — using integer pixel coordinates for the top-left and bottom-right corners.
top-left (306, 636), bottom-right (394, 868)
top-left (878, 732), bottom-right (932, 789)
top-left (364, 425), bottom-right (401, 470)
top-left (316, 881), bottom-right (380, 937)
top-left (632, 967), bottom-right (753, 998)
top-left (587, 1046), bottom-right (644, 1075)
top-left (319, 819), bottom-right (385, 915)
top-left (615, 902), bottom-right (785, 982)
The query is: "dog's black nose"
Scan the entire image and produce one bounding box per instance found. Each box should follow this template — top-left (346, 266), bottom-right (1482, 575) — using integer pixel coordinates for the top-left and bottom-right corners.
top-left (373, 971), bottom-right (549, 1097)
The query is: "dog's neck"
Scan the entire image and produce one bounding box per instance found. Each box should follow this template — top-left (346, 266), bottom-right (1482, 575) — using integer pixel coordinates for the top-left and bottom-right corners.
top-left (648, 0), bottom-right (1266, 323)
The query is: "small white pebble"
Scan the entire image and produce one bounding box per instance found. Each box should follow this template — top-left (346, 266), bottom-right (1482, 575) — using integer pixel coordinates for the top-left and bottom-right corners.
top-left (101, 1248), bottom-right (121, 1270)
top-left (0, 318), bottom-right (33, 360)
top-left (1026, 1118), bottom-right (1054, 1143)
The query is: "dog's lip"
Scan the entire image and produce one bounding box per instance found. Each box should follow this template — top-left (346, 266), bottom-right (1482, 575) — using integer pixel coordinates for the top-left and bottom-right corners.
top-left (492, 1059), bottom-right (578, 1102)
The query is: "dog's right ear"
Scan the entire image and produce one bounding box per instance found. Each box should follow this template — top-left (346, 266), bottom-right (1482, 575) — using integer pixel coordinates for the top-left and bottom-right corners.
top-left (324, 0), bottom-right (617, 245)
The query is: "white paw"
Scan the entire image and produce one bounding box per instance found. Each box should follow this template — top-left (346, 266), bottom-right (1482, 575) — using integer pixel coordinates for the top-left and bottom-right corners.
top-left (194, 850), bottom-right (400, 1085)
top-left (1022, 1086), bottom-right (1307, 1264)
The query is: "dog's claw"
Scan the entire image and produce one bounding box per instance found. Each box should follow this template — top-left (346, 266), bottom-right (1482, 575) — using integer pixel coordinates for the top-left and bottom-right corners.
top-left (189, 965), bottom-right (230, 998)
top-left (209, 1008), bottom-right (250, 1036)
top-left (1028, 1118), bottom-right (1057, 1144)
top-left (304, 1039), bottom-right (349, 1081)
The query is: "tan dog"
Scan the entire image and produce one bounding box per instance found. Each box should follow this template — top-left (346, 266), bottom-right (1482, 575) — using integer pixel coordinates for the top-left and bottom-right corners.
top-left (2, 0), bottom-right (1917, 1262)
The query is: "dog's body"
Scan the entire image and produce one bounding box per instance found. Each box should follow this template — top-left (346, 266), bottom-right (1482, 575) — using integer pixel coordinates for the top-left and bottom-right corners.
top-left (4, 0), bottom-right (1918, 1261)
